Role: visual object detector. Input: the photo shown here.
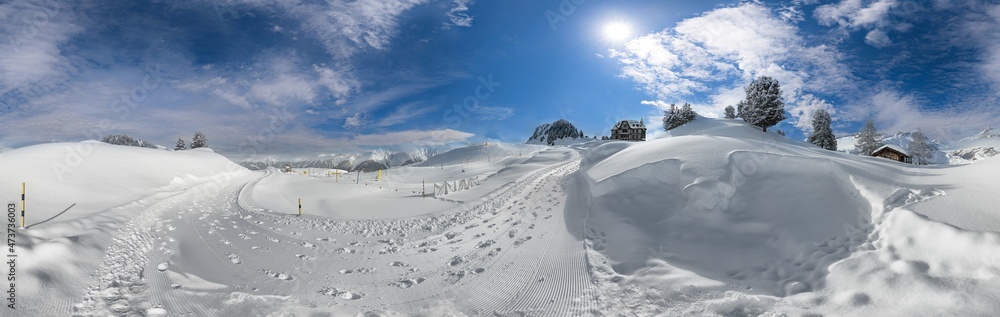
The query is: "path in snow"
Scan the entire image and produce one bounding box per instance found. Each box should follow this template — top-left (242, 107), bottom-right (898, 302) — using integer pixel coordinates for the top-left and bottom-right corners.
top-left (71, 148), bottom-right (596, 316)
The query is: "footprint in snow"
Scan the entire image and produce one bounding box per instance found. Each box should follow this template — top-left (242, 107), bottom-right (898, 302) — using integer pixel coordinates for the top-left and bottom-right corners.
top-left (318, 287), bottom-right (364, 300)
top-left (391, 278), bottom-right (426, 288)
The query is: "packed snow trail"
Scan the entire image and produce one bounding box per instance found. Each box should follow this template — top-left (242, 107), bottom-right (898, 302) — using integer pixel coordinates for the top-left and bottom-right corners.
top-left (70, 148), bottom-right (597, 316)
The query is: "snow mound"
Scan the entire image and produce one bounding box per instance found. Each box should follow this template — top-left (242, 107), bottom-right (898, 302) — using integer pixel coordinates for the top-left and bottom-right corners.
top-left (581, 119), bottom-right (872, 296)
top-left (576, 118), bottom-right (1000, 314)
top-left (415, 142), bottom-right (544, 167)
top-left (0, 141), bottom-right (249, 223)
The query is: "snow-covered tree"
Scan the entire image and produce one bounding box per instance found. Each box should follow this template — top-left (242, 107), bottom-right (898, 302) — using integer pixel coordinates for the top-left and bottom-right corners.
top-left (191, 132), bottom-right (207, 149)
top-left (908, 128), bottom-right (934, 165)
top-left (776, 129), bottom-right (786, 136)
top-left (855, 120), bottom-right (884, 156)
top-left (663, 103), bottom-right (696, 131)
top-left (724, 105), bottom-right (737, 119)
top-left (175, 138), bottom-right (186, 151)
top-left (101, 134), bottom-right (158, 149)
top-left (807, 109), bottom-right (837, 151)
top-left (739, 76), bottom-right (787, 132)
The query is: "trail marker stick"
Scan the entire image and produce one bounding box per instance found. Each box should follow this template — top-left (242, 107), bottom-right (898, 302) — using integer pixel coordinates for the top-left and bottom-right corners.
top-left (21, 182), bottom-right (26, 228)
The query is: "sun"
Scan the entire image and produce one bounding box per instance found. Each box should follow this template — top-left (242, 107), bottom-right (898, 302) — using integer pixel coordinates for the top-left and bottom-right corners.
top-left (602, 22), bottom-right (633, 43)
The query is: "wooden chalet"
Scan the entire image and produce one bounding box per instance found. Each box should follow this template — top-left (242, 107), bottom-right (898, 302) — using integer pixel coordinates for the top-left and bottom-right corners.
top-left (871, 144), bottom-right (912, 164)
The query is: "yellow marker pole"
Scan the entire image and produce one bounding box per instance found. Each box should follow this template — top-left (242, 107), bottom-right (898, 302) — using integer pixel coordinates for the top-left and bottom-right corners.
top-left (298, 198), bottom-right (302, 216)
top-left (21, 182), bottom-right (25, 228)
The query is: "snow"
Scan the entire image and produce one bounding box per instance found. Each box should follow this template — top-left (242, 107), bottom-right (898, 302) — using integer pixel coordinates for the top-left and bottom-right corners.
top-left (838, 127), bottom-right (1000, 165)
top-left (576, 118), bottom-right (1000, 314)
top-left (4, 118), bottom-right (1000, 315)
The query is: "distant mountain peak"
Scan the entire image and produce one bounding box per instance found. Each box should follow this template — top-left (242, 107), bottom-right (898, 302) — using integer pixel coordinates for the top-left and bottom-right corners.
top-left (527, 119), bottom-right (584, 144)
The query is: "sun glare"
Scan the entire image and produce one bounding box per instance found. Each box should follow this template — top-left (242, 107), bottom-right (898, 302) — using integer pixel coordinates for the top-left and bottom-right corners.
top-left (602, 22), bottom-right (632, 43)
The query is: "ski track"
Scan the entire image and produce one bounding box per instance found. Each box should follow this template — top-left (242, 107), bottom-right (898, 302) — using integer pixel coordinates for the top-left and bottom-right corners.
top-left (71, 148), bottom-right (600, 316)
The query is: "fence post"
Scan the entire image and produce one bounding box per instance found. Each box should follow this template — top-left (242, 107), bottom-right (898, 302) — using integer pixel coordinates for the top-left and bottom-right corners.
top-left (298, 198), bottom-right (302, 216)
top-left (21, 182), bottom-right (25, 228)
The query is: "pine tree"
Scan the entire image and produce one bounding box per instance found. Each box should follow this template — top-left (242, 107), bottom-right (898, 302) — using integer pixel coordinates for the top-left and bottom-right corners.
top-left (739, 76), bottom-right (787, 132)
top-left (175, 138), bottom-right (186, 151)
top-left (807, 109), bottom-right (837, 151)
top-left (191, 132), bottom-right (207, 149)
top-left (680, 103), bottom-right (696, 124)
top-left (663, 103), bottom-right (696, 131)
top-left (908, 128), bottom-right (934, 165)
top-left (663, 104), bottom-right (679, 131)
top-left (724, 105), bottom-right (737, 119)
top-left (855, 120), bottom-right (883, 156)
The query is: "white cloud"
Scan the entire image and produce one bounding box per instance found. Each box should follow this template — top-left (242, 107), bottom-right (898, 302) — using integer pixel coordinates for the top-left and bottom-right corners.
top-left (861, 89), bottom-right (996, 138)
top-left (314, 65), bottom-right (358, 102)
top-left (343, 112), bottom-right (372, 129)
top-left (445, 0), bottom-right (474, 28)
top-left (0, 1), bottom-right (83, 95)
top-left (815, 0), bottom-right (897, 29)
top-left (377, 102), bottom-right (437, 127)
top-left (787, 94), bottom-right (837, 132)
top-left (229, 0), bottom-right (428, 59)
top-left (864, 29), bottom-right (893, 48)
top-left (611, 3), bottom-right (853, 131)
top-left (351, 128), bottom-right (474, 146)
top-left (249, 74), bottom-right (317, 106)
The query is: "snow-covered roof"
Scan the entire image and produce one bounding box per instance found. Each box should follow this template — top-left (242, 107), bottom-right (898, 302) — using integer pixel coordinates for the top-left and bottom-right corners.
top-left (873, 144), bottom-right (909, 156)
top-left (613, 120), bottom-right (645, 130)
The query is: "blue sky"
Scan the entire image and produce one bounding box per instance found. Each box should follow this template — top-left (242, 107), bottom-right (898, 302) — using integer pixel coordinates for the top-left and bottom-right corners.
top-left (1, 0), bottom-right (998, 157)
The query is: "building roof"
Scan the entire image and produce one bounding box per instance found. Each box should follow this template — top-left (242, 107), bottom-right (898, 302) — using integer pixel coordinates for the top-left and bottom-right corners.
top-left (613, 120), bottom-right (646, 130)
top-left (872, 144), bottom-right (909, 156)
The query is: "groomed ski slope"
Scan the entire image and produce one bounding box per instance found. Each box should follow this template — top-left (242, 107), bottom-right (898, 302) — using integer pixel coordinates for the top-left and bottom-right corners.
top-left (3, 117), bottom-right (1000, 316)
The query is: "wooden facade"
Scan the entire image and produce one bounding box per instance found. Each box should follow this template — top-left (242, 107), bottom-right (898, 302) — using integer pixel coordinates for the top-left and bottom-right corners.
top-left (611, 119), bottom-right (646, 141)
top-left (872, 145), bottom-right (912, 164)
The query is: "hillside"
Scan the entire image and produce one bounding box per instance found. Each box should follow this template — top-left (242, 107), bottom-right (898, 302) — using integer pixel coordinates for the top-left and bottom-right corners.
top-left (837, 128), bottom-right (1000, 164)
top-left (5, 120), bottom-right (1000, 316)
top-left (526, 119), bottom-right (586, 145)
top-left (574, 118), bottom-right (1000, 315)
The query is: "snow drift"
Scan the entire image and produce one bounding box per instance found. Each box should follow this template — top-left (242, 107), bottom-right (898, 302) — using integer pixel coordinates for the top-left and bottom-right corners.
top-left (574, 118), bottom-right (1000, 315)
top-left (0, 141), bottom-right (249, 222)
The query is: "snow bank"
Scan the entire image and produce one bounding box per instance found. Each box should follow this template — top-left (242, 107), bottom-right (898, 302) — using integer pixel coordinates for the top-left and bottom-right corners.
top-left (0, 141), bottom-right (249, 223)
top-left (575, 118), bottom-right (1000, 314)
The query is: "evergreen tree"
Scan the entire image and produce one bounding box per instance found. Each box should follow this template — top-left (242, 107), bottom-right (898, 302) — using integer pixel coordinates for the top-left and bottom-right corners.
top-left (662, 103), bottom-right (696, 131)
top-left (855, 120), bottom-right (884, 156)
top-left (807, 109), bottom-right (837, 151)
top-left (175, 138), bottom-right (186, 151)
top-left (739, 76), bottom-right (787, 132)
top-left (663, 104), bottom-right (679, 131)
top-left (776, 129), bottom-right (786, 136)
top-left (908, 128), bottom-right (934, 165)
top-left (101, 134), bottom-right (158, 149)
top-left (724, 105), bottom-right (737, 119)
top-left (680, 103), bottom-right (696, 124)
top-left (191, 132), bottom-right (207, 149)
